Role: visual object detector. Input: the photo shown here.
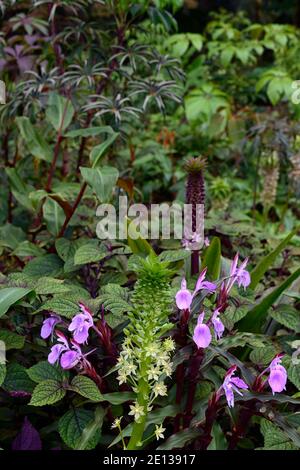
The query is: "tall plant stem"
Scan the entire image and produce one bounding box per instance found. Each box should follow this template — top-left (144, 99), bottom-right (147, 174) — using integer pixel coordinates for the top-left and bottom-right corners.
top-left (45, 98), bottom-right (70, 192)
top-left (183, 348), bottom-right (204, 428)
top-left (127, 375), bottom-right (150, 450)
top-left (57, 182), bottom-right (87, 238)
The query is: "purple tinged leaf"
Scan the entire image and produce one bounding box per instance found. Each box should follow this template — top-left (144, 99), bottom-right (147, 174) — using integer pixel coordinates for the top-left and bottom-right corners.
top-left (12, 417), bottom-right (42, 450)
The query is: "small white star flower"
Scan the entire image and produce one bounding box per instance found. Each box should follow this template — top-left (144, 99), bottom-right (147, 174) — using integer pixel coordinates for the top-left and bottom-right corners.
top-left (155, 424), bottom-right (166, 441)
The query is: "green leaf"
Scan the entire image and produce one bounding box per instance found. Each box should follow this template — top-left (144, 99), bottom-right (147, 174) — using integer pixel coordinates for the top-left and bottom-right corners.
top-left (202, 236), bottom-right (221, 280)
top-left (43, 198), bottom-right (65, 236)
top-left (23, 254), bottom-right (64, 278)
top-left (16, 116), bottom-right (52, 162)
top-left (207, 423), bottom-right (227, 450)
top-left (13, 241), bottom-right (45, 258)
top-left (126, 217), bottom-right (155, 257)
top-left (76, 406), bottom-right (105, 450)
top-left (3, 363), bottom-right (35, 393)
top-left (238, 268), bottom-right (300, 333)
top-left (260, 419), bottom-right (298, 450)
top-left (80, 166), bottom-right (119, 202)
top-left (36, 297), bottom-right (79, 318)
top-left (250, 228), bottom-right (298, 290)
top-left (99, 284), bottom-right (131, 316)
top-left (158, 249), bottom-right (190, 263)
top-left (288, 363), bottom-right (300, 390)
top-left (0, 330), bottom-right (25, 350)
top-left (59, 409), bottom-right (100, 449)
top-left (269, 304), bottom-right (300, 332)
top-left (65, 126), bottom-right (114, 138)
top-left (27, 361), bottom-right (67, 383)
top-left (90, 133), bottom-right (118, 168)
top-left (46, 92), bottom-right (74, 132)
top-left (157, 428), bottom-right (200, 450)
top-left (70, 376), bottom-right (103, 402)
top-left (29, 379), bottom-right (66, 406)
top-left (0, 287), bottom-right (33, 318)
top-left (249, 346), bottom-right (276, 366)
top-left (102, 391), bottom-right (135, 405)
top-left (187, 33), bottom-right (203, 51)
top-left (0, 364), bottom-right (6, 387)
top-left (34, 277), bottom-right (72, 295)
top-left (74, 241), bottom-right (107, 265)
top-left (0, 224), bottom-right (26, 250)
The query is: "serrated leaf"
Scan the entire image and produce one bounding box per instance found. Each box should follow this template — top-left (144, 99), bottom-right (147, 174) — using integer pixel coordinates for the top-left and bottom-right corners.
top-left (59, 409), bottom-right (100, 449)
top-left (269, 305), bottom-right (300, 332)
top-left (260, 419), bottom-right (298, 450)
top-left (0, 287), bottom-right (33, 318)
top-left (27, 361), bottom-right (67, 383)
top-left (0, 330), bottom-right (25, 350)
top-left (34, 277), bottom-right (72, 295)
top-left (249, 346), bottom-right (276, 365)
top-left (36, 297), bottom-right (79, 318)
top-left (23, 254), bottom-right (64, 278)
top-left (74, 242), bottom-right (107, 265)
top-left (13, 241), bottom-right (45, 258)
top-left (70, 376), bottom-right (103, 402)
top-left (29, 380), bottom-right (66, 406)
top-left (158, 249), bottom-right (190, 263)
top-left (3, 363), bottom-right (35, 394)
top-left (288, 363), bottom-right (300, 390)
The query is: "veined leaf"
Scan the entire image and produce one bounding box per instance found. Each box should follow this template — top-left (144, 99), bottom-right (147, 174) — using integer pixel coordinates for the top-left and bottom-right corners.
top-left (0, 287), bottom-right (33, 318)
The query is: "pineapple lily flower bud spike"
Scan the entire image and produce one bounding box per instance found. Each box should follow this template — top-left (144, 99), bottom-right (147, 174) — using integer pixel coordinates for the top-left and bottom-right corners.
top-left (116, 255), bottom-right (174, 450)
top-left (184, 156), bottom-right (207, 275)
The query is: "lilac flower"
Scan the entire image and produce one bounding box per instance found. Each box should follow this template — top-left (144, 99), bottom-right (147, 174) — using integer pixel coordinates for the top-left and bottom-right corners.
top-left (193, 312), bottom-right (212, 349)
top-left (48, 333), bottom-right (69, 365)
top-left (268, 356), bottom-right (287, 394)
top-left (68, 303), bottom-right (94, 344)
top-left (221, 366), bottom-right (248, 408)
top-left (175, 278), bottom-right (193, 310)
top-left (47, 332), bottom-right (82, 370)
top-left (226, 253), bottom-right (251, 292)
top-left (41, 314), bottom-right (61, 339)
top-left (212, 308), bottom-right (225, 340)
top-left (175, 268), bottom-right (217, 310)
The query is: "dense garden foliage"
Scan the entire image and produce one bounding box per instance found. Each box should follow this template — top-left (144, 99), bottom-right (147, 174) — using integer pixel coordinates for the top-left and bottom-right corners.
top-left (0, 0), bottom-right (300, 451)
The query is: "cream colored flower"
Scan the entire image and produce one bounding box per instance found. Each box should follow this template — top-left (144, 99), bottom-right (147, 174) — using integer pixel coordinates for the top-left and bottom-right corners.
top-left (155, 424), bottom-right (165, 440)
top-left (111, 417), bottom-right (122, 429)
top-left (153, 382), bottom-right (167, 397)
top-left (129, 402), bottom-right (145, 421)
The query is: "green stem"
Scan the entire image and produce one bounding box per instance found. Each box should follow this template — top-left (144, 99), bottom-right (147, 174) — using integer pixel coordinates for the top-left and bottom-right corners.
top-left (127, 374), bottom-right (150, 450)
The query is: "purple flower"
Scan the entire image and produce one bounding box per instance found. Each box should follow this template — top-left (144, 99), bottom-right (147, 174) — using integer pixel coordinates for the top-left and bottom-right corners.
top-left (268, 356), bottom-right (287, 394)
top-left (41, 315), bottom-right (61, 339)
top-left (221, 366), bottom-right (248, 408)
top-left (175, 278), bottom-right (193, 310)
top-left (212, 308), bottom-right (225, 340)
top-left (193, 312), bottom-right (212, 349)
top-left (48, 333), bottom-right (69, 365)
top-left (175, 268), bottom-right (216, 311)
top-left (68, 303), bottom-right (93, 344)
top-left (47, 333), bottom-right (83, 370)
top-left (226, 253), bottom-right (251, 292)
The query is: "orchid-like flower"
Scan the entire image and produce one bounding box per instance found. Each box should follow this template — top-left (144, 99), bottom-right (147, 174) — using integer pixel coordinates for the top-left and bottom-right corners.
top-left (211, 308), bottom-right (225, 340)
top-left (40, 314), bottom-right (61, 339)
top-left (175, 268), bottom-right (217, 310)
top-left (193, 312), bottom-right (212, 349)
top-left (68, 303), bottom-right (94, 344)
top-left (226, 253), bottom-right (251, 293)
top-left (48, 332), bottom-right (81, 370)
top-left (220, 365), bottom-right (248, 408)
top-left (268, 355), bottom-right (287, 394)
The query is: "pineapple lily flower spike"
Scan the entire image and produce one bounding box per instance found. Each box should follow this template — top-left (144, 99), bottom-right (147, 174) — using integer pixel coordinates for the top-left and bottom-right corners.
top-left (175, 268), bottom-right (217, 310)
